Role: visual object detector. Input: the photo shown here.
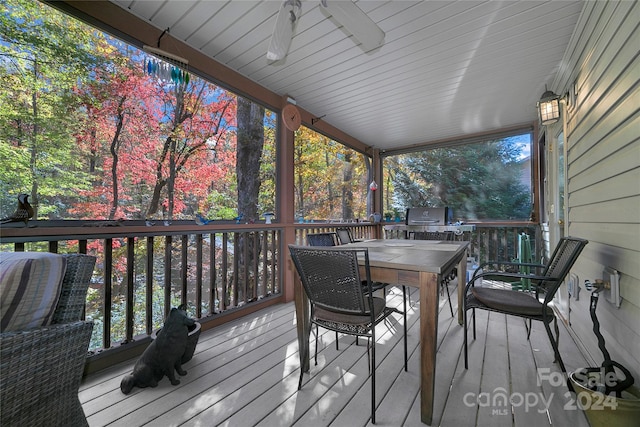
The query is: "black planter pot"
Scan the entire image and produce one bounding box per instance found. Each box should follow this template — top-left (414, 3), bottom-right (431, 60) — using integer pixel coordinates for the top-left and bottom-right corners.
top-left (151, 321), bottom-right (201, 364)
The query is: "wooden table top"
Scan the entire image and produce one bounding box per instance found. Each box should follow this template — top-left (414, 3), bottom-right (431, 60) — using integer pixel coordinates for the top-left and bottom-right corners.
top-left (344, 239), bottom-right (469, 275)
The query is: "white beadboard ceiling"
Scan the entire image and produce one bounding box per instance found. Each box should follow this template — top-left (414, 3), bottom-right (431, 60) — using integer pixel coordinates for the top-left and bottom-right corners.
top-left (110, 0), bottom-right (584, 151)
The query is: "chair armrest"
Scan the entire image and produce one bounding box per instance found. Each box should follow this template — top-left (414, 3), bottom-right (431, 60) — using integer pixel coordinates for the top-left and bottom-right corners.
top-left (476, 260), bottom-right (545, 271)
top-left (464, 270), bottom-right (553, 293)
top-left (472, 261), bottom-right (546, 289)
top-left (1, 321), bottom-right (93, 426)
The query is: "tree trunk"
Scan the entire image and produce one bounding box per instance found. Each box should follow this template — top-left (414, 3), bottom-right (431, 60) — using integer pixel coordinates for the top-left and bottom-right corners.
top-left (342, 151), bottom-right (354, 220)
top-left (236, 98), bottom-right (265, 222)
top-left (326, 151), bottom-right (334, 217)
top-left (109, 98), bottom-right (126, 219)
top-left (235, 98), bottom-right (265, 302)
top-left (30, 60), bottom-right (39, 218)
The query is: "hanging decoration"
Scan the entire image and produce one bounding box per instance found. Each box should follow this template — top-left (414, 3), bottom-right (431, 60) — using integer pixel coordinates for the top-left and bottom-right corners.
top-left (369, 180), bottom-right (378, 191)
top-left (142, 28), bottom-right (190, 86)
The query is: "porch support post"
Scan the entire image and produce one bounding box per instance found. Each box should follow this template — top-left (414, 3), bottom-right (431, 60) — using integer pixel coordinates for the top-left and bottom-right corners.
top-left (372, 148), bottom-right (383, 239)
top-left (278, 96), bottom-right (297, 303)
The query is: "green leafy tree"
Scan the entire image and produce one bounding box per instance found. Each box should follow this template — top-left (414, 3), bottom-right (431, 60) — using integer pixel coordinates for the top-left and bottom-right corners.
top-left (0, 0), bottom-right (100, 218)
top-left (257, 111), bottom-right (277, 214)
top-left (389, 140), bottom-right (531, 220)
top-left (294, 127), bottom-right (368, 221)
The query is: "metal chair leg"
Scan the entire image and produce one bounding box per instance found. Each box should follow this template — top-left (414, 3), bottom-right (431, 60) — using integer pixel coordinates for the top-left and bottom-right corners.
top-left (546, 317), bottom-right (567, 372)
top-left (300, 324), bottom-right (318, 390)
top-left (443, 280), bottom-right (454, 317)
top-left (464, 303), bottom-right (469, 369)
top-left (371, 330), bottom-right (376, 424)
top-left (315, 325), bottom-right (320, 365)
top-left (472, 308), bottom-right (477, 340)
top-left (403, 285), bottom-right (408, 371)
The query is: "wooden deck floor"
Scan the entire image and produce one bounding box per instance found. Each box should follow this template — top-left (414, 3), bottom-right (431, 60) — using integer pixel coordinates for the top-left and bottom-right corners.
top-left (80, 282), bottom-right (591, 426)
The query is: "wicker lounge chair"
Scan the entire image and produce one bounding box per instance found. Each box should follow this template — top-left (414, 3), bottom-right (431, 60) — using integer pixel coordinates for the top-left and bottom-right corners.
top-left (1, 253), bottom-right (96, 427)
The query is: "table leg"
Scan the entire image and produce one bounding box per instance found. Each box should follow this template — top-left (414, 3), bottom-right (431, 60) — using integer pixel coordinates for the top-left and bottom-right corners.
top-left (419, 271), bottom-right (439, 425)
top-left (294, 276), bottom-right (310, 374)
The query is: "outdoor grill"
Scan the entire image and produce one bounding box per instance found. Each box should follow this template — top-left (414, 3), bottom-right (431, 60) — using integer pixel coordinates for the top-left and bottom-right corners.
top-left (405, 207), bottom-right (453, 226)
top-left (384, 207), bottom-right (474, 238)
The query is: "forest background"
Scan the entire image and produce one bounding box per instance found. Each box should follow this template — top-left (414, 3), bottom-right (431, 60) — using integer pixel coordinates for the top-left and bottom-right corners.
top-left (1, 0), bottom-right (530, 227)
top-left (0, 0), bottom-right (531, 349)
top-left (0, 0), bottom-right (373, 227)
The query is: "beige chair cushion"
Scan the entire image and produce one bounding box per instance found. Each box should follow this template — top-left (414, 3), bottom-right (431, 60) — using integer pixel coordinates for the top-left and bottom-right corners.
top-left (1, 252), bottom-right (66, 331)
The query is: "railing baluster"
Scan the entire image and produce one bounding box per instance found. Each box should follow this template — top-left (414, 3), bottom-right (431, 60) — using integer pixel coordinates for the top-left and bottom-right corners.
top-left (221, 233), bottom-right (228, 311)
top-left (146, 236), bottom-right (154, 335)
top-left (126, 237), bottom-right (134, 343)
top-left (104, 238), bottom-right (113, 349)
top-left (233, 232), bottom-right (240, 306)
top-left (181, 234), bottom-right (188, 307)
top-left (196, 233), bottom-right (203, 318)
top-left (210, 232), bottom-right (216, 315)
top-left (237, 232), bottom-right (244, 304)
top-left (271, 230), bottom-right (277, 294)
top-left (233, 232), bottom-right (238, 305)
top-left (262, 231), bottom-right (268, 297)
top-left (164, 235), bottom-right (172, 318)
top-left (483, 230), bottom-right (490, 262)
top-left (253, 231), bottom-right (259, 301)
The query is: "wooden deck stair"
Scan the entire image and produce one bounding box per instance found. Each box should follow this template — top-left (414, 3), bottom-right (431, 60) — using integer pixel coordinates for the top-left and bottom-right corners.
top-left (80, 282), bottom-right (591, 426)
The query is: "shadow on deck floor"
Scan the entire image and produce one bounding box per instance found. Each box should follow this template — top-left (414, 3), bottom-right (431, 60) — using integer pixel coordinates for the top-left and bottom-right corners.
top-left (80, 283), bottom-right (591, 426)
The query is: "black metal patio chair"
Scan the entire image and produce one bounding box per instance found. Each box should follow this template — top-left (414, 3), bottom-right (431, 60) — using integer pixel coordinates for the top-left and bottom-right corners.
top-left (307, 231), bottom-right (390, 294)
top-left (463, 236), bottom-right (588, 376)
top-left (335, 227), bottom-right (361, 244)
top-left (306, 232), bottom-right (339, 246)
top-left (288, 245), bottom-right (407, 424)
top-left (306, 231), bottom-right (396, 347)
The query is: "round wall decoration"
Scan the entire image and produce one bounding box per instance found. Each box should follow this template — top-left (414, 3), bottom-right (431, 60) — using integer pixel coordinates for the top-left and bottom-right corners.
top-left (282, 104), bottom-right (301, 131)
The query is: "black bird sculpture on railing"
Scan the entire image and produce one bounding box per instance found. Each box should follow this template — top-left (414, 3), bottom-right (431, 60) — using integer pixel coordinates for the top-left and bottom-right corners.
top-left (1, 193), bottom-right (34, 226)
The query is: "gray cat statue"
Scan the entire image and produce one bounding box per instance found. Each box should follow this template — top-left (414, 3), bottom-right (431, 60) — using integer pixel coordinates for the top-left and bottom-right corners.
top-left (120, 306), bottom-right (196, 394)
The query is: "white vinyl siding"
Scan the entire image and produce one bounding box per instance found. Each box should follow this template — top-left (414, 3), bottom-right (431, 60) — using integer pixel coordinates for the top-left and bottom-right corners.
top-left (553, 0), bottom-right (639, 379)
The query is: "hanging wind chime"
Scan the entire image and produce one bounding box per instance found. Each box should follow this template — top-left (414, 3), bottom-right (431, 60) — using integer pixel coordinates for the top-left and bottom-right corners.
top-left (142, 28), bottom-right (190, 86)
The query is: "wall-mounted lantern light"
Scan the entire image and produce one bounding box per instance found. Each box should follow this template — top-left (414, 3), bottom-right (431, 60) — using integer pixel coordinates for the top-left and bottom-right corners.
top-left (537, 86), bottom-right (561, 126)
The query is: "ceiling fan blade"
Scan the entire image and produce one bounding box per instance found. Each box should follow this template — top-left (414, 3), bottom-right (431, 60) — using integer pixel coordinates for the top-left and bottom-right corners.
top-left (320, 0), bottom-right (385, 52)
top-left (267, 0), bottom-right (302, 61)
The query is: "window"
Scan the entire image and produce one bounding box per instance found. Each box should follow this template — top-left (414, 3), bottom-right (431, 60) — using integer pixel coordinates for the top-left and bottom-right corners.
top-left (383, 131), bottom-right (533, 221)
top-left (0, 0), bottom-right (276, 223)
top-left (294, 126), bottom-right (371, 222)
top-left (1, 0), bottom-right (279, 350)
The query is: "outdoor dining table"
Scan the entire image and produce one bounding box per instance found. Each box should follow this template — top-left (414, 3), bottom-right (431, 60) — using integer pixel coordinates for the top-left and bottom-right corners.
top-left (293, 238), bottom-right (469, 425)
